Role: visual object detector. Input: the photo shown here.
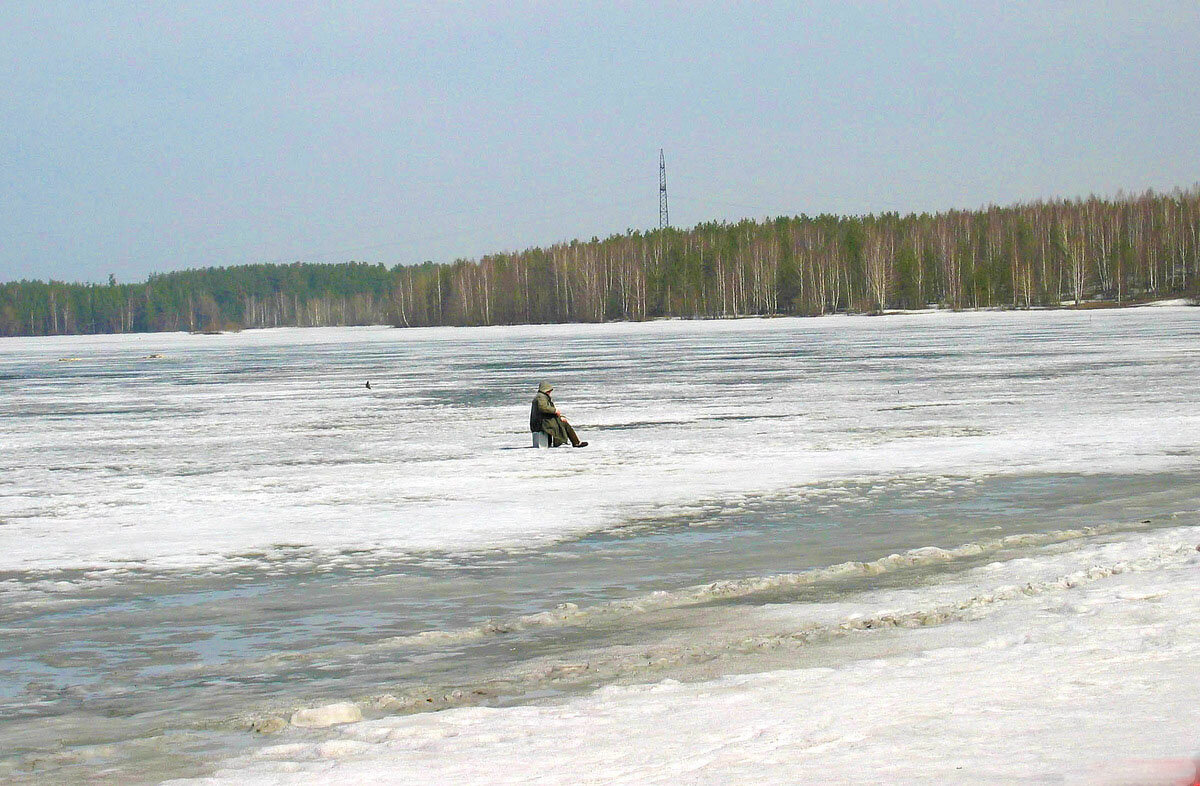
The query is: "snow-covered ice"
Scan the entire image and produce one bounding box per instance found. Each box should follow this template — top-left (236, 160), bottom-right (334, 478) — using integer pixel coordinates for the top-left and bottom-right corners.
top-left (3, 307), bottom-right (1199, 577)
top-left (3, 306), bottom-right (1199, 783)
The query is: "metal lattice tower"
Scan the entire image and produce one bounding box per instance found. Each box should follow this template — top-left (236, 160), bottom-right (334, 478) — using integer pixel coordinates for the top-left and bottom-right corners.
top-left (658, 148), bottom-right (669, 229)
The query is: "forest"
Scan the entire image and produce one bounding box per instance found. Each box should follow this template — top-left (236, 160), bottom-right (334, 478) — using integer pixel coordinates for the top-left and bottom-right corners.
top-left (2, 188), bottom-right (1197, 337)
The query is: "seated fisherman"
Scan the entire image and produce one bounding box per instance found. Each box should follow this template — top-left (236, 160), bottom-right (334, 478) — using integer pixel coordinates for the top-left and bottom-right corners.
top-left (530, 382), bottom-right (588, 448)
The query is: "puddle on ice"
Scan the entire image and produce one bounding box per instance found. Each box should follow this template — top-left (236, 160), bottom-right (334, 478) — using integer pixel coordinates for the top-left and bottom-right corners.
top-left (1, 471), bottom-right (1198, 783)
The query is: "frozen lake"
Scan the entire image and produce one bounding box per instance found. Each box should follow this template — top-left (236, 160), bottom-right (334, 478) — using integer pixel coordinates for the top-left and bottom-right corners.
top-left (2, 307), bottom-right (1199, 783)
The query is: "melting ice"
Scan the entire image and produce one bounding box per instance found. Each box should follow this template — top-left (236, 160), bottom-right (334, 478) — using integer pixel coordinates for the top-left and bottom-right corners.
top-left (1, 306), bottom-right (1199, 783)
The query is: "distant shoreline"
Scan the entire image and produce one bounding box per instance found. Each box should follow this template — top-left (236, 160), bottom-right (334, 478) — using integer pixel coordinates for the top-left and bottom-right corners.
top-left (4, 189), bottom-right (1199, 338)
top-left (2, 297), bottom-right (1195, 343)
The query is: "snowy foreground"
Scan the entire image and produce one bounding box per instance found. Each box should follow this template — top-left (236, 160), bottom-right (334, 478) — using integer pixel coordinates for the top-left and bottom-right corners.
top-left (176, 525), bottom-right (1200, 786)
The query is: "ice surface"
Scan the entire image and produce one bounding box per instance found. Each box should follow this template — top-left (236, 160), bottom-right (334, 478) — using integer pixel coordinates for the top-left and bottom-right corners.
top-left (3, 308), bottom-right (1199, 579)
top-left (289, 702), bottom-right (361, 728)
top-left (170, 525), bottom-right (1200, 785)
top-left (4, 307), bottom-right (1200, 783)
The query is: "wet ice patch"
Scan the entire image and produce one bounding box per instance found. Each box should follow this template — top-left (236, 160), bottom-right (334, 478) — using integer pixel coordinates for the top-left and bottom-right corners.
top-left (172, 526), bottom-right (1200, 785)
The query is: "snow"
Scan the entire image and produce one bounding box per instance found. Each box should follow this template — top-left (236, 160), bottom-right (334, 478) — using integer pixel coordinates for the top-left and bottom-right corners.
top-left (289, 702), bottom-right (362, 728)
top-left (171, 525), bottom-right (1200, 785)
top-left (3, 307), bottom-right (1199, 579)
top-left (5, 306), bottom-right (1200, 783)
top-left (1140, 298), bottom-right (1195, 307)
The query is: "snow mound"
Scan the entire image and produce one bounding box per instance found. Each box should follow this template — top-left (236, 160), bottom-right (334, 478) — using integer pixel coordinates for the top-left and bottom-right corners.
top-left (289, 702), bottom-right (362, 729)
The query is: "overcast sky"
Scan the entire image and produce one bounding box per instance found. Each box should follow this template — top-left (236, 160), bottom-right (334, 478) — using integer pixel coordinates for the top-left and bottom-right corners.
top-left (2, 2), bottom-right (1198, 284)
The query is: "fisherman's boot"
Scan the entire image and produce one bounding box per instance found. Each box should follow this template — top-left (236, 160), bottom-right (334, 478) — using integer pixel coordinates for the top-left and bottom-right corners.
top-left (562, 421), bottom-right (586, 448)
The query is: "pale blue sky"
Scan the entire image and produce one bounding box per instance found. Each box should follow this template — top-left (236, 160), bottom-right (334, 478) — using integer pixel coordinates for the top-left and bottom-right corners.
top-left (2, 1), bottom-right (1198, 283)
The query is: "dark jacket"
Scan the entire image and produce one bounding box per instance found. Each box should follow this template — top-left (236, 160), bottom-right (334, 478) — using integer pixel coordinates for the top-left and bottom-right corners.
top-left (530, 391), bottom-right (557, 433)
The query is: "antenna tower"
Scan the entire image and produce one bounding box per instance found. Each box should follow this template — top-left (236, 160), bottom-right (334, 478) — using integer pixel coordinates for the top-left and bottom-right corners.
top-left (658, 149), bottom-right (669, 229)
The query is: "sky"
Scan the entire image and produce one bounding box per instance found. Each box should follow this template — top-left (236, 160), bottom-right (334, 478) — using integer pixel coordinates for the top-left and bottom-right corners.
top-left (2, 1), bottom-right (1199, 284)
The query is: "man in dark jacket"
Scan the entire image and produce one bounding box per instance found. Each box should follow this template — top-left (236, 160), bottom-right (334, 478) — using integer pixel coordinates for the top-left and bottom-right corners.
top-left (530, 382), bottom-right (588, 448)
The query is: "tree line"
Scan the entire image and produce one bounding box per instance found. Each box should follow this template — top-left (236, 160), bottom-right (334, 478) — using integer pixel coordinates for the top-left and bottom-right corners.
top-left (2, 188), bottom-right (1197, 337)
